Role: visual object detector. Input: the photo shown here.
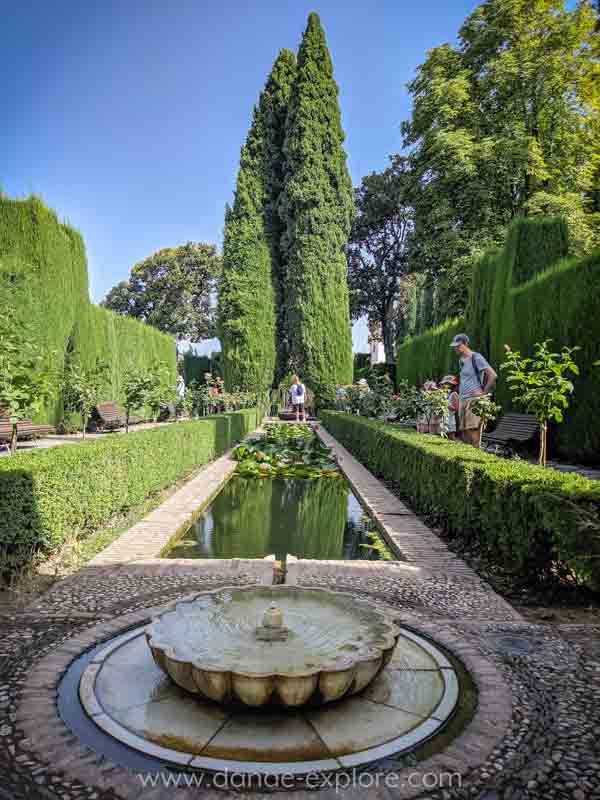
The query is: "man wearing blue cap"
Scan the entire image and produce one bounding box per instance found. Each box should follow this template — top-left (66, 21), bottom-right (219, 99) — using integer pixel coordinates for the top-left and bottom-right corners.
top-left (450, 334), bottom-right (497, 447)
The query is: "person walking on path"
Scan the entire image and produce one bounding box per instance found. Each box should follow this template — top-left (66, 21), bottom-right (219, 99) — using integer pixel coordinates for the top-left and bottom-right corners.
top-left (450, 334), bottom-right (497, 447)
top-left (289, 375), bottom-right (307, 422)
top-left (439, 375), bottom-right (460, 440)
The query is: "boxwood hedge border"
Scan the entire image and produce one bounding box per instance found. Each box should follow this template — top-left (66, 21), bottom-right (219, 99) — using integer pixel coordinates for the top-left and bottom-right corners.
top-left (0, 409), bottom-right (260, 577)
top-left (321, 411), bottom-right (600, 590)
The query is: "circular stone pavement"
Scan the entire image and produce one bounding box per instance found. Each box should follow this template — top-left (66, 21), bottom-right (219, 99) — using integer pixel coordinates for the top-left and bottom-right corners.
top-left (13, 585), bottom-right (515, 799)
top-left (76, 624), bottom-right (460, 775)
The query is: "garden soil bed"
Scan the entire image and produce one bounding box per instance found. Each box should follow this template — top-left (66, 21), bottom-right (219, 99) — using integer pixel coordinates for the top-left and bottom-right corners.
top-left (380, 477), bottom-right (600, 629)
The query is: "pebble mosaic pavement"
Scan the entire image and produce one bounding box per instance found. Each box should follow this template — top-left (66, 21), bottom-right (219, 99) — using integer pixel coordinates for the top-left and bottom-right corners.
top-left (1, 428), bottom-right (599, 799)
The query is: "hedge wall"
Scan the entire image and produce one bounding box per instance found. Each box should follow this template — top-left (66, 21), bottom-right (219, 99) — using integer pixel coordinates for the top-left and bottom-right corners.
top-left (321, 412), bottom-right (600, 590)
top-left (396, 217), bottom-right (600, 461)
top-left (181, 352), bottom-right (224, 386)
top-left (508, 252), bottom-right (600, 460)
top-left (487, 216), bottom-right (570, 373)
top-left (395, 317), bottom-right (465, 387)
top-left (0, 195), bottom-right (177, 425)
top-left (0, 408), bottom-right (260, 576)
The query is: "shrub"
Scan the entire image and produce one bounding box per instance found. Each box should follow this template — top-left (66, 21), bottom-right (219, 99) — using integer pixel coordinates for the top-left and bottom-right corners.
top-left (0, 409), bottom-right (260, 578)
top-left (320, 412), bottom-right (600, 590)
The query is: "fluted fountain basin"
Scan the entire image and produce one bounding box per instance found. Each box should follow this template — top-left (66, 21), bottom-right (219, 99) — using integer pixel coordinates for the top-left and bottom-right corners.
top-left (146, 585), bottom-right (401, 708)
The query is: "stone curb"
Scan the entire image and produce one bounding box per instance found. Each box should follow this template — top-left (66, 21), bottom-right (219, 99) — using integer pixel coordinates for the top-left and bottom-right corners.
top-left (315, 425), bottom-right (522, 621)
top-left (87, 450), bottom-right (240, 566)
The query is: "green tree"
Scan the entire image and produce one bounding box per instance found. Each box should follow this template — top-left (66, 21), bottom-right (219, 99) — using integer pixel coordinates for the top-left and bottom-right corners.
top-left (146, 361), bottom-right (176, 423)
top-left (176, 387), bottom-right (194, 419)
top-left (415, 274), bottom-right (436, 335)
top-left (402, 0), bottom-right (599, 317)
top-left (122, 367), bottom-right (154, 433)
top-left (396, 277), bottom-right (417, 347)
top-left (262, 50), bottom-right (297, 383)
top-left (280, 13), bottom-right (354, 404)
top-left (501, 340), bottom-right (580, 466)
top-left (347, 158), bottom-right (413, 363)
top-left (218, 51), bottom-right (295, 393)
top-left (102, 242), bottom-right (221, 341)
top-left (470, 394), bottom-right (502, 447)
top-left (63, 359), bottom-right (109, 438)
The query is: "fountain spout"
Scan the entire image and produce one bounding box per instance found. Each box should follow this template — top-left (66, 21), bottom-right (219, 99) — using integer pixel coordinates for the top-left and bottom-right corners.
top-left (255, 603), bottom-right (289, 642)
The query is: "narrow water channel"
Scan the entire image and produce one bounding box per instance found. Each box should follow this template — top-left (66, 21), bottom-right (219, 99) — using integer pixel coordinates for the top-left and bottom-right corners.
top-left (165, 477), bottom-right (384, 561)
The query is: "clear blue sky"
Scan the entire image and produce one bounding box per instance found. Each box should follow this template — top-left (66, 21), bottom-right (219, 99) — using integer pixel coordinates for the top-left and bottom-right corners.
top-left (2, 0), bottom-right (478, 352)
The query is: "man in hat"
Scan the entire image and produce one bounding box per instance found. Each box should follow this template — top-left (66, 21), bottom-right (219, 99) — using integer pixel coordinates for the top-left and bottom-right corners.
top-left (450, 334), bottom-right (497, 447)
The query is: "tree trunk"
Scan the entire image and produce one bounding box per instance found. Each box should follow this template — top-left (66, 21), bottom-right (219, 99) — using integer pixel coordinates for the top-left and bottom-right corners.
top-left (10, 423), bottom-right (17, 456)
top-left (82, 414), bottom-right (87, 439)
top-left (539, 422), bottom-right (548, 467)
top-left (381, 300), bottom-right (396, 364)
top-left (125, 411), bottom-right (130, 434)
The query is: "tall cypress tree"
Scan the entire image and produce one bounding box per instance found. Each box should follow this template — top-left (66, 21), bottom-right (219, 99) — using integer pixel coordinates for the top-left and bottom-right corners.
top-left (218, 51), bottom-right (295, 393)
top-left (261, 50), bottom-right (297, 384)
top-left (280, 13), bottom-right (354, 401)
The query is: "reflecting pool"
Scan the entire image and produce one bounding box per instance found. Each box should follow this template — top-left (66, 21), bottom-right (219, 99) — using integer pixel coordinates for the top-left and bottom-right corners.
top-left (165, 477), bottom-right (386, 561)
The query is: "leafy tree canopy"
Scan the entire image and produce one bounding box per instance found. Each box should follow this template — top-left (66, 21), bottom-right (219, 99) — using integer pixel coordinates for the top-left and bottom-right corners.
top-left (347, 157), bottom-right (413, 362)
top-left (401, 0), bottom-right (599, 303)
top-left (102, 242), bottom-right (221, 341)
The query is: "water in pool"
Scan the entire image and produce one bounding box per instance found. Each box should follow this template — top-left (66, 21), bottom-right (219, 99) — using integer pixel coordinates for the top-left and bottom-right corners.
top-left (165, 477), bottom-right (387, 561)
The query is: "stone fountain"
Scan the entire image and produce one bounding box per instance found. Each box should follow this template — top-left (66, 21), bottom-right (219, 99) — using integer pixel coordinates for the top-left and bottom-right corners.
top-left (145, 585), bottom-right (401, 707)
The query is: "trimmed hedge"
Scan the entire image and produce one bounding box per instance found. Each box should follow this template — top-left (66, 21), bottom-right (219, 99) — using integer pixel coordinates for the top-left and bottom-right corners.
top-left (495, 249), bottom-right (600, 460)
top-left (0, 409), bottom-right (260, 576)
top-left (321, 412), bottom-right (600, 590)
top-left (487, 216), bottom-right (570, 374)
top-left (395, 317), bottom-right (465, 387)
top-left (0, 195), bottom-right (177, 426)
top-left (182, 352), bottom-right (212, 385)
top-left (396, 217), bottom-right (600, 461)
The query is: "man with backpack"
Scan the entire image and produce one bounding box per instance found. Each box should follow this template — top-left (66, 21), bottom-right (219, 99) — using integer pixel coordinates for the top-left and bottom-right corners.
top-left (450, 334), bottom-right (497, 447)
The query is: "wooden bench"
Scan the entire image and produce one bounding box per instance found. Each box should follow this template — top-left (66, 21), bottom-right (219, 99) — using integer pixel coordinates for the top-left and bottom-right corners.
top-left (91, 402), bottom-right (142, 431)
top-left (158, 402), bottom-right (177, 422)
top-left (0, 418), bottom-right (55, 450)
top-left (483, 413), bottom-right (539, 453)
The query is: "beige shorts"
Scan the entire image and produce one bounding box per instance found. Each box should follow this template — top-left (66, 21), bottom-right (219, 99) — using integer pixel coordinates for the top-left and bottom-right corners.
top-left (459, 397), bottom-right (481, 431)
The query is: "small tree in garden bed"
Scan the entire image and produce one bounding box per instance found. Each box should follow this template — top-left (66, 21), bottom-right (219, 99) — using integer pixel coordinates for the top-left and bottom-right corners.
top-left (335, 384), bottom-right (367, 415)
top-left (146, 361), bottom-right (176, 423)
top-left (422, 388), bottom-right (450, 436)
top-left (190, 373), bottom-right (222, 416)
top-left (501, 340), bottom-right (579, 466)
top-left (470, 394), bottom-right (502, 448)
top-left (63, 360), bottom-right (109, 438)
top-left (392, 381), bottom-right (426, 423)
top-left (123, 368), bottom-right (154, 432)
top-left (176, 387), bottom-right (194, 419)
top-left (358, 373), bottom-right (395, 419)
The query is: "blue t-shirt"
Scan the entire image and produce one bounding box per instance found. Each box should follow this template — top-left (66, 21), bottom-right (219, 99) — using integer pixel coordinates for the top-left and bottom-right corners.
top-left (459, 353), bottom-right (491, 400)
